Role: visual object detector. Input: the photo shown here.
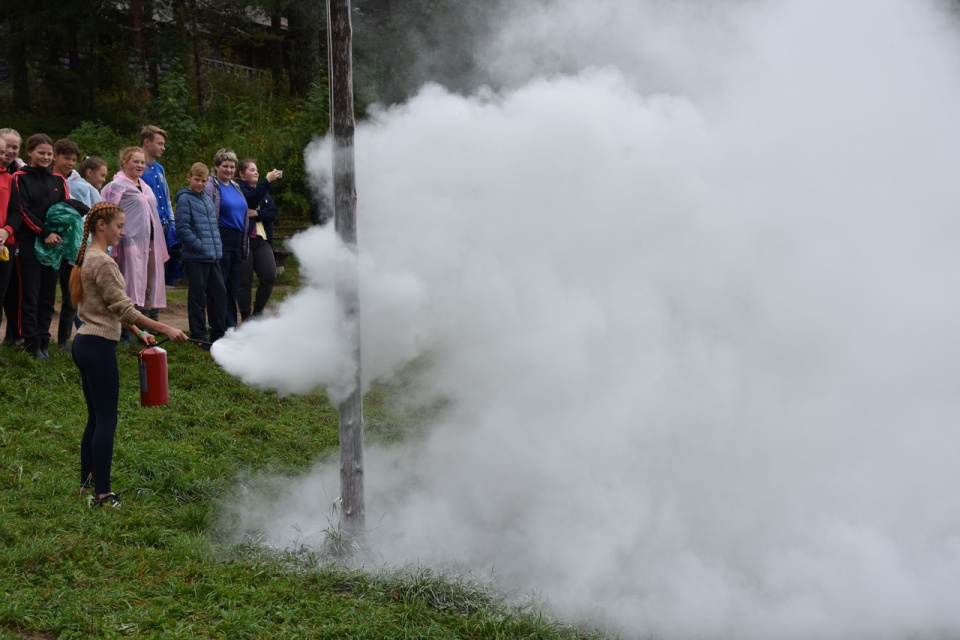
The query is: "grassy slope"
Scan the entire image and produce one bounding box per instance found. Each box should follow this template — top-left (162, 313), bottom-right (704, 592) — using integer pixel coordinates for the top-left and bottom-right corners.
top-left (0, 303), bottom-right (601, 639)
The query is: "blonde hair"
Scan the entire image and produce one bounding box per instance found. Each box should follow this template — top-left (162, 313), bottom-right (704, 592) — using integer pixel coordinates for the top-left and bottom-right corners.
top-left (118, 146), bottom-right (143, 170)
top-left (188, 162), bottom-right (209, 178)
top-left (213, 148), bottom-right (237, 167)
top-left (70, 202), bottom-right (125, 305)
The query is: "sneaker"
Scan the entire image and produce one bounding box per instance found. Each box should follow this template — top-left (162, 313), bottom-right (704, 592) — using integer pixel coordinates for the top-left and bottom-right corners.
top-left (93, 493), bottom-right (122, 508)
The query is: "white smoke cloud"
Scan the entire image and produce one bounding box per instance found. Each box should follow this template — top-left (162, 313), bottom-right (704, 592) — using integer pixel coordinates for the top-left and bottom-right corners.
top-left (213, 0), bottom-right (960, 637)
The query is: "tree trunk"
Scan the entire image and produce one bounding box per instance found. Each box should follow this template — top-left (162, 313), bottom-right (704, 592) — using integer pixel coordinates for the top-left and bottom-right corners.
top-left (87, 38), bottom-right (96, 110)
top-left (144, 0), bottom-right (159, 98)
top-left (270, 10), bottom-right (284, 89)
top-left (68, 24), bottom-right (82, 111)
top-left (327, 0), bottom-right (364, 538)
top-left (132, 0), bottom-right (146, 70)
top-left (7, 20), bottom-right (31, 111)
top-left (288, 0), bottom-right (322, 97)
top-left (185, 0), bottom-right (205, 112)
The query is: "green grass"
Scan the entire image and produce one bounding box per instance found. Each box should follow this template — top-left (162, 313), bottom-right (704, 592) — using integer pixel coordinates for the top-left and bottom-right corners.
top-left (0, 323), bottom-right (604, 639)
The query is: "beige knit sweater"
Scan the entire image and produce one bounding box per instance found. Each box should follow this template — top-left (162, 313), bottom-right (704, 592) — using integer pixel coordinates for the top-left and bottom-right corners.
top-left (76, 248), bottom-right (142, 341)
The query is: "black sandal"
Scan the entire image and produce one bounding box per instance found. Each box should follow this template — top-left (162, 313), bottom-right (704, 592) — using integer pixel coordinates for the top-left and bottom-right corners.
top-left (92, 493), bottom-right (122, 508)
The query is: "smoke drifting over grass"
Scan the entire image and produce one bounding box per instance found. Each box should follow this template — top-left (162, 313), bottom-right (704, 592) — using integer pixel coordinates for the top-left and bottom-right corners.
top-left (213, 0), bottom-right (960, 637)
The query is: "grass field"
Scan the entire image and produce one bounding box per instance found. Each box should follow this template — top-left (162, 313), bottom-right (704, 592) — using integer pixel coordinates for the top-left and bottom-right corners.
top-left (0, 271), bottom-right (606, 639)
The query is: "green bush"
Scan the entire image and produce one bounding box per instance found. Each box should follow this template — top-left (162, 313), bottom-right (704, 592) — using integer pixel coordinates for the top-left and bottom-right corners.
top-left (157, 66), bottom-right (201, 177)
top-left (40, 67), bottom-right (329, 221)
top-left (67, 122), bottom-right (131, 172)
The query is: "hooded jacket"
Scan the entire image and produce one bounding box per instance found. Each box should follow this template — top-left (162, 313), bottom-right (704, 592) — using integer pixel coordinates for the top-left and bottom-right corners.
top-left (174, 187), bottom-right (222, 263)
top-left (101, 171), bottom-right (168, 308)
top-left (65, 170), bottom-right (104, 209)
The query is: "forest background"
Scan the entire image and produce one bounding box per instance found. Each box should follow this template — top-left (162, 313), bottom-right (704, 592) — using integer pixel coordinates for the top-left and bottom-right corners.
top-left (0, 0), bottom-right (498, 221)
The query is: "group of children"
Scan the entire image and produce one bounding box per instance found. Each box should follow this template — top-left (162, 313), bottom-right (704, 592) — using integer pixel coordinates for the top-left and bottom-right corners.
top-left (0, 125), bottom-right (283, 360)
top-left (0, 124), bottom-right (285, 508)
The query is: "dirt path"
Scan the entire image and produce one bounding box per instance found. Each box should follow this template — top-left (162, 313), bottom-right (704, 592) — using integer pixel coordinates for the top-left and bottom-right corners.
top-left (0, 285), bottom-right (192, 342)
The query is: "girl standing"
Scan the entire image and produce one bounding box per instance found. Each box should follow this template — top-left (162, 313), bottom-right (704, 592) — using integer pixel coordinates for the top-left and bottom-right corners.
top-left (236, 158), bottom-right (282, 320)
top-left (0, 129), bottom-right (24, 348)
top-left (0, 128), bottom-right (24, 172)
top-left (101, 148), bottom-right (168, 334)
top-left (6, 133), bottom-right (67, 360)
top-left (70, 202), bottom-right (186, 507)
top-left (66, 156), bottom-right (106, 209)
top-left (0, 136), bottom-right (13, 349)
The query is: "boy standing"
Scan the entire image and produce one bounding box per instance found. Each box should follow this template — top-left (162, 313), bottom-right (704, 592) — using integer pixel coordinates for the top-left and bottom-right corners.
top-left (51, 139), bottom-right (79, 182)
top-left (175, 163), bottom-right (226, 342)
top-left (140, 126), bottom-right (172, 229)
top-left (140, 125), bottom-right (182, 288)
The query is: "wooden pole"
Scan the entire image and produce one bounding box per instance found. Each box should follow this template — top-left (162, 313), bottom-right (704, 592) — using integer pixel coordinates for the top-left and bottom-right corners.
top-left (327, 0), bottom-right (365, 537)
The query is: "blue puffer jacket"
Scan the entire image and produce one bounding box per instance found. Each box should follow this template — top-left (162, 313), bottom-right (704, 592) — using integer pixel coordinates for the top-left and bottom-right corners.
top-left (174, 187), bottom-right (222, 262)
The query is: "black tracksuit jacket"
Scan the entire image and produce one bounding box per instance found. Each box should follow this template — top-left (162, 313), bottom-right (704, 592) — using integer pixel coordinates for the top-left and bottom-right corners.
top-left (7, 165), bottom-right (68, 241)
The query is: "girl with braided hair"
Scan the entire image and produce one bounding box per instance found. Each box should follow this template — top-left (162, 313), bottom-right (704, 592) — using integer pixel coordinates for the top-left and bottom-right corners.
top-left (70, 202), bottom-right (187, 508)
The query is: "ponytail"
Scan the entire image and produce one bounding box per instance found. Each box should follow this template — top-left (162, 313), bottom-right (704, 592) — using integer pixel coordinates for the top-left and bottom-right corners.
top-left (79, 156), bottom-right (107, 181)
top-left (70, 202), bottom-right (124, 306)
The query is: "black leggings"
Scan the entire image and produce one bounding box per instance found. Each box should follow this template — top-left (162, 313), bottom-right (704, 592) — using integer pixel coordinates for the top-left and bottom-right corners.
top-left (72, 334), bottom-right (120, 494)
top-left (238, 236), bottom-right (276, 320)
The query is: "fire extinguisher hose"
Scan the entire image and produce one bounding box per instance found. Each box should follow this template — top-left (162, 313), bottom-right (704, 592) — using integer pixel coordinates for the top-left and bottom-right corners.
top-left (151, 337), bottom-right (214, 351)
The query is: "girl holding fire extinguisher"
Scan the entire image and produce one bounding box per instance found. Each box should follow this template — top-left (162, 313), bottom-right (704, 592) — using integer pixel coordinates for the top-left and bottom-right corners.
top-left (69, 202), bottom-right (187, 508)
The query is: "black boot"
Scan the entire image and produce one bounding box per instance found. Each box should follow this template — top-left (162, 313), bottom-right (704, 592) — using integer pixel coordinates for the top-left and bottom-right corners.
top-left (25, 339), bottom-right (49, 361)
top-left (58, 313), bottom-right (74, 350)
top-left (39, 337), bottom-right (51, 359)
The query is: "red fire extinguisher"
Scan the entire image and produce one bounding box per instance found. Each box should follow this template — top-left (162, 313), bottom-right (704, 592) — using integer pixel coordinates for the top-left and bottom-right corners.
top-left (138, 345), bottom-right (169, 407)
